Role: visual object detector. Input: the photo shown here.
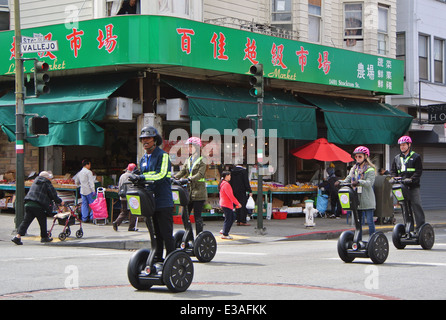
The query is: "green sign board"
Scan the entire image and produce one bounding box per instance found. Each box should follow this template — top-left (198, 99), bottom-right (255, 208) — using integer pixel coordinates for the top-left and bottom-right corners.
top-left (0, 15), bottom-right (404, 94)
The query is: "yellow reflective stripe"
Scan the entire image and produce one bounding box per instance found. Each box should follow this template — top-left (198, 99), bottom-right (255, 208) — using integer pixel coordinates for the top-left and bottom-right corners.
top-left (365, 167), bottom-right (375, 174)
top-left (143, 153), bottom-right (170, 181)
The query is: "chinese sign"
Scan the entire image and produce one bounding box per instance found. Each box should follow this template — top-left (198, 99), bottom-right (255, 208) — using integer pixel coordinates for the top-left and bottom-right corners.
top-left (0, 15), bottom-right (404, 95)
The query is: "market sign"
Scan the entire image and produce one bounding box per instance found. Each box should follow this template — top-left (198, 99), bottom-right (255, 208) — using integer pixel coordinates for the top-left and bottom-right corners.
top-left (427, 104), bottom-right (446, 123)
top-left (0, 15), bottom-right (404, 95)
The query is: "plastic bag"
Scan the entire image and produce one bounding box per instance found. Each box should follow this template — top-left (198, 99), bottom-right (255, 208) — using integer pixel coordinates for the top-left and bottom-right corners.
top-left (316, 189), bottom-right (328, 214)
top-left (89, 187), bottom-right (108, 219)
top-left (246, 196), bottom-right (255, 210)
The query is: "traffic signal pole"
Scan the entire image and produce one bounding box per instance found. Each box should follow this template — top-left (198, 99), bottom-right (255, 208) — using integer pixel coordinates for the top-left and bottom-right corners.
top-left (14, 0), bottom-right (25, 230)
top-left (255, 96), bottom-right (266, 235)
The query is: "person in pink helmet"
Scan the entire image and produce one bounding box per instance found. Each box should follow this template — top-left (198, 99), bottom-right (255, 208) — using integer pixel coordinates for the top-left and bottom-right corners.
top-left (337, 146), bottom-right (376, 238)
top-left (174, 137), bottom-right (207, 235)
top-left (390, 135), bottom-right (425, 229)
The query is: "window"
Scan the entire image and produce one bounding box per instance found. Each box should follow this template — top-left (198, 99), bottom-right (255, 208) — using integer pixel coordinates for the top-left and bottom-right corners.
top-left (419, 34), bottom-right (429, 81)
top-left (378, 6), bottom-right (388, 55)
top-left (272, 0), bottom-right (291, 22)
top-left (397, 32), bottom-right (406, 78)
top-left (344, 3), bottom-right (362, 38)
top-left (159, 0), bottom-right (190, 16)
top-left (308, 0), bottom-right (321, 43)
top-left (434, 38), bottom-right (444, 83)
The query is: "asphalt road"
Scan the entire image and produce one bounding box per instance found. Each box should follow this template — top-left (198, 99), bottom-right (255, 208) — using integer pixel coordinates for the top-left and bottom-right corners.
top-left (1, 228), bottom-right (445, 304)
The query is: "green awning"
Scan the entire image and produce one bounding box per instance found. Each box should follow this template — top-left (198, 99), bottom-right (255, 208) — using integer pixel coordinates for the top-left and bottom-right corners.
top-left (164, 79), bottom-right (317, 140)
top-left (0, 74), bottom-right (127, 147)
top-left (302, 94), bottom-right (413, 145)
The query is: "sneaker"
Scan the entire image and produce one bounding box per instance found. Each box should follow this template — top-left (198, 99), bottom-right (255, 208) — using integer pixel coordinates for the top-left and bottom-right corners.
top-left (40, 237), bottom-right (53, 243)
top-left (221, 235), bottom-right (233, 240)
top-left (219, 229), bottom-right (223, 234)
top-left (128, 228), bottom-right (139, 232)
top-left (11, 236), bottom-right (23, 245)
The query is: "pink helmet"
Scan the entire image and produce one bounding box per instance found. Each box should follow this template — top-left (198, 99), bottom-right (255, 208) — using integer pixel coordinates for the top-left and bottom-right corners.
top-left (398, 135), bottom-right (412, 144)
top-left (353, 146), bottom-right (370, 157)
top-left (186, 137), bottom-right (202, 147)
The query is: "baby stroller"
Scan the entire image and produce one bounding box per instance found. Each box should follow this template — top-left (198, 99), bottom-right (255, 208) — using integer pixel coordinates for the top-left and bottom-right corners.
top-left (48, 202), bottom-right (84, 241)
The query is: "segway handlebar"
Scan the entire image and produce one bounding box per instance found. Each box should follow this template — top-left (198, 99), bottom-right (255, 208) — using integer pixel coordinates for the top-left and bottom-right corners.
top-left (389, 177), bottom-right (412, 185)
top-left (172, 178), bottom-right (189, 186)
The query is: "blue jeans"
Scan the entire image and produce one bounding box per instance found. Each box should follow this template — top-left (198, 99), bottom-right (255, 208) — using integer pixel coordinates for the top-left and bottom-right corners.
top-left (359, 209), bottom-right (375, 239)
top-left (222, 207), bottom-right (236, 236)
top-left (81, 192), bottom-right (95, 221)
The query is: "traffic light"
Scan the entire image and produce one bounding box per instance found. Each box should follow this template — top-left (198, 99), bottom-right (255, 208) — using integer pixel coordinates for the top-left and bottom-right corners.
top-left (249, 63), bottom-right (263, 98)
top-left (28, 116), bottom-right (49, 135)
top-left (34, 60), bottom-right (50, 96)
top-left (237, 117), bottom-right (255, 131)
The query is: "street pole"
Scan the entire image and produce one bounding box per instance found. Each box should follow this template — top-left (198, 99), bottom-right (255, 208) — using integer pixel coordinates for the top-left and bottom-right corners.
top-left (255, 97), bottom-right (266, 234)
top-left (14, 0), bottom-right (25, 230)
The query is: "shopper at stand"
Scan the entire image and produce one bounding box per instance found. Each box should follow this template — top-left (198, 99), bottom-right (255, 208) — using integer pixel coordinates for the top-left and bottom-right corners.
top-left (113, 163), bottom-right (138, 232)
top-left (75, 159), bottom-right (96, 222)
top-left (390, 135), bottom-right (425, 230)
top-left (337, 146), bottom-right (376, 238)
top-left (174, 137), bottom-right (207, 235)
top-left (133, 126), bottom-right (174, 260)
top-left (230, 164), bottom-right (252, 226)
top-left (219, 171), bottom-right (241, 240)
top-left (12, 171), bottom-right (64, 245)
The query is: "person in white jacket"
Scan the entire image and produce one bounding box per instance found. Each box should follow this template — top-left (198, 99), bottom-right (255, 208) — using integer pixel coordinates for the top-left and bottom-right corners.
top-left (75, 159), bottom-right (96, 222)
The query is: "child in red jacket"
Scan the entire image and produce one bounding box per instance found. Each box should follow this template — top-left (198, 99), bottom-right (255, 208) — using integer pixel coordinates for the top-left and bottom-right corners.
top-left (219, 171), bottom-right (241, 239)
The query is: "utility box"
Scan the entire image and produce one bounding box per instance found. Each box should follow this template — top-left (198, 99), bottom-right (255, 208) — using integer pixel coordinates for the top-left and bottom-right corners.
top-left (106, 97), bottom-right (133, 120)
top-left (166, 98), bottom-right (189, 121)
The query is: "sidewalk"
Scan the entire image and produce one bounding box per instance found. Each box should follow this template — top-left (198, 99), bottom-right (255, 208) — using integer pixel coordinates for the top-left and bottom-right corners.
top-left (0, 209), bottom-right (444, 249)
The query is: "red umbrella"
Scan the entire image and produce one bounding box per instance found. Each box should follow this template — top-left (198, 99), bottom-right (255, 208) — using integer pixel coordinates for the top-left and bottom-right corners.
top-left (291, 138), bottom-right (353, 163)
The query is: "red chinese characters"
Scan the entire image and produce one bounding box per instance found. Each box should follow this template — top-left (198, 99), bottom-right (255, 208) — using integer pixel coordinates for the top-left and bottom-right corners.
top-left (177, 28), bottom-right (195, 54)
top-left (66, 28), bottom-right (84, 58)
top-left (318, 51), bottom-right (331, 75)
top-left (243, 38), bottom-right (259, 65)
top-left (271, 43), bottom-right (287, 69)
top-left (210, 32), bottom-right (229, 60)
top-left (295, 46), bottom-right (309, 72)
top-left (97, 24), bottom-right (118, 54)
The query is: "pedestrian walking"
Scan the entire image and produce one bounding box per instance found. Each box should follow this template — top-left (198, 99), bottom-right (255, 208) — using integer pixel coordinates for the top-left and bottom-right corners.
top-left (218, 171), bottom-right (241, 240)
top-left (12, 171), bottom-right (64, 245)
top-left (74, 159), bottom-right (96, 222)
top-left (230, 164), bottom-right (252, 226)
top-left (113, 163), bottom-right (138, 231)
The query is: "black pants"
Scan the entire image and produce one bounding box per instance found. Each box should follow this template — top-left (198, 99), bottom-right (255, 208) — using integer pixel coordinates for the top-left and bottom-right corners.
top-left (153, 207), bottom-right (174, 259)
top-left (234, 194), bottom-right (249, 223)
top-left (187, 200), bottom-right (204, 235)
top-left (18, 205), bottom-right (48, 238)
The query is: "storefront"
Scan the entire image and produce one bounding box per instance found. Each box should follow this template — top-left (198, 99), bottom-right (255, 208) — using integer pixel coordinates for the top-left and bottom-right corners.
top-left (0, 15), bottom-right (412, 214)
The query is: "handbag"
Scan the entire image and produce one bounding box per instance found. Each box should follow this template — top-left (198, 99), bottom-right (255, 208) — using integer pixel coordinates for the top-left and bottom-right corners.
top-left (246, 196), bottom-right (255, 210)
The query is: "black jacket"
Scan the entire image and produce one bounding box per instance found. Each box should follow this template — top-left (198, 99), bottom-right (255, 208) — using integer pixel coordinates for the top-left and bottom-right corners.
top-left (390, 150), bottom-right (423, 188)
top-left (229, 166), bottom-right (252, 199)
top-left (25, 176), bottom-right (63, 212)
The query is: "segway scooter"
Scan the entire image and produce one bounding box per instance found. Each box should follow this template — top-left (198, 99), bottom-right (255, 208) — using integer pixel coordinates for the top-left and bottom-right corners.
top-left (172, 179), bottom-right (217, 263)
top-left (390, 177), bottom-right (434, 250)
top-left (337, 182), bottom-right (389, 264)
top-left (125, 179), bottom-right (194, 292)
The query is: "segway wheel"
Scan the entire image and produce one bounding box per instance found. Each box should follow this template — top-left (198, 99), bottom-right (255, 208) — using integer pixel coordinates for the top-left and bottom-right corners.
top-left (337, 231), bottom-right (355, 263)
top-left (163, 251), bottom-right (194, 293)
top-left (392, 223), bottom-right (406, 249)
top-left (419, 223), bottom-right (435, 250)
top-left (194, 231), bottom-right (217, 263)
top-left (127, 248), bottom-right (152, 290)
top-left (368, 232), bottom-right (389, 264)
top-left (173, 230), bottom-right (185, 249)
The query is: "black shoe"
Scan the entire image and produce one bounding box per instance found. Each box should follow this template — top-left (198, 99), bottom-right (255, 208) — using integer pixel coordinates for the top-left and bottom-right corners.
top-left (41, 237), bottom-right (53, 243)
top-left (128, 228), bottom-right (139, 232)
top-left (112, 221), bottom-right (118, 231)
top-left (11, 236), bottom-right (23, 245)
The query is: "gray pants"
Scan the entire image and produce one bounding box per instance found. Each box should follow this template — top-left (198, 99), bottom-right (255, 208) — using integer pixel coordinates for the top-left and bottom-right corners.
top-left (408, 187), bottom-right (425, 229)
